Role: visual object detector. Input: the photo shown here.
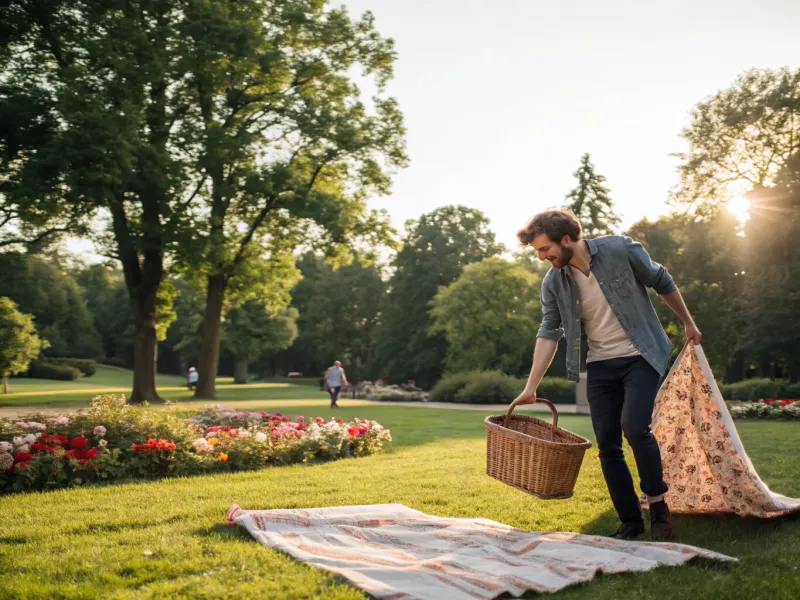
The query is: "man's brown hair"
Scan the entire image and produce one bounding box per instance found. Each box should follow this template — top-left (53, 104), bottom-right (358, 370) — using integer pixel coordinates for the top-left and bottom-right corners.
top-left (516, 209), bottom-right (582, 246)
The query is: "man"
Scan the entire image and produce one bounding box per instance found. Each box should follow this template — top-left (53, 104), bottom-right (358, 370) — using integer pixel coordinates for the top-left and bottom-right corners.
top-left (325, 361), bottom-right (348, 408)
top-left (512, 209), bottom-right (702, 541)
top-left (187, 367), bottom-right (199, 391)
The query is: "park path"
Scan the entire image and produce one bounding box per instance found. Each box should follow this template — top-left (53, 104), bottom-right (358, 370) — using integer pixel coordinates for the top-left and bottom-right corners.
top-left (0, 399), bottom-right (578, 420)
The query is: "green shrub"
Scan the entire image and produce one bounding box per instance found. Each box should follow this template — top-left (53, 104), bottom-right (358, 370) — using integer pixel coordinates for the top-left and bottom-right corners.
top-left (719, 379), bottom-right (790, 402)
top-left (429, 372), bottom-right (479, 403)
top-left (49, 358), bottom-right (96, 377)
top-left (537, 377), bottom-right (577, 404)
top-left (454, 372), bottom-right (523, 404)
top-left (786, 383), bottom-right (800, 399)
top-left (27, 360), bottom-right (81, 381)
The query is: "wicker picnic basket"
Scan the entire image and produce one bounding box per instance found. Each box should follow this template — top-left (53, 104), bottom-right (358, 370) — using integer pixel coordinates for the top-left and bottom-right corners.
top-left (485, 399), bottom-right (592, 499)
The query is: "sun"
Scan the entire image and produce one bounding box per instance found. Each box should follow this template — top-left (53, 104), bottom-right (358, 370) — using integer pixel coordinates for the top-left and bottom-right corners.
top-left (726, 195), bottom-right (751, 223)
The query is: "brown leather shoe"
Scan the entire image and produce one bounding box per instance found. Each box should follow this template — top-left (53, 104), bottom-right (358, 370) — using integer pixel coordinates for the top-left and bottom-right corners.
top-left (650, 500), bottom-right (674, 540)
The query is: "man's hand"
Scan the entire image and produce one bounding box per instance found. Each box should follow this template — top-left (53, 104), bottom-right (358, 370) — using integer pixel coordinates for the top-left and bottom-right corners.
top-left (685, 321), bottom-right (702, 345)
top-left (510, 387), bottom-right (538, 410)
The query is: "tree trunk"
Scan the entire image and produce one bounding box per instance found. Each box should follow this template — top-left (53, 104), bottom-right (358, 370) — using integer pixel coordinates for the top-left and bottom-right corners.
top-left (129, 292), bottom-right (162, 404)
top-left (195, 273), bottom-right (227, 399)
top-left (234, 357), bottom-right (249, 384)
top-left (2, 376), bottom-right (7, 394)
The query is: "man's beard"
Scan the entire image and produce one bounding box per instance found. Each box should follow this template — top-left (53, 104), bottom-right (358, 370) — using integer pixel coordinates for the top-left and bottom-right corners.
top-left (554, 245), bottom-right (573, 268)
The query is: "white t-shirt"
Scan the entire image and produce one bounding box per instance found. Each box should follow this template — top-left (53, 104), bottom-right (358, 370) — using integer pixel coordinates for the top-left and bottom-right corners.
top-left (569, 265), bottom-right (640, 363)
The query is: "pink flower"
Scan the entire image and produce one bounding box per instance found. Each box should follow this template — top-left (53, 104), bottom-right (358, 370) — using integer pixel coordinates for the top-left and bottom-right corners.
top-left (93, 426), bottom-right (107, 437)
top-left (295, 416), bottom-right (304, 422)
top-left (315, 417), bottom-right (325, 424)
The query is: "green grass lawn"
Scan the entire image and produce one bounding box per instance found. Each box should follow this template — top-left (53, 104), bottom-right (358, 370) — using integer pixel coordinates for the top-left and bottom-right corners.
top-left (1, 390), bottom-right (799, 599)
top-left (1, 365), bottom-right (327, 408)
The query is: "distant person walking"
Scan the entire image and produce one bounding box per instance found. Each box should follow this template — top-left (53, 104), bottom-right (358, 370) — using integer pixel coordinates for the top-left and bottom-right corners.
top-left (325, 361), bottom-right (348, 408)
top-left (187, 367), bottom-right (199, 390)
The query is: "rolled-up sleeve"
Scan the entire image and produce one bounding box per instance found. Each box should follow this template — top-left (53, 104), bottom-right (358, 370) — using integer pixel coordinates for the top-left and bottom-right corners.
top-left (624, 236), bottom-right (677, 295)
top-left (537, 278), bottom-right (564, 340)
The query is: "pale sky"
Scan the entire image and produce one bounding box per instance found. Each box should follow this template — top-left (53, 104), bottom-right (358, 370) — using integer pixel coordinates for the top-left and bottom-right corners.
top-left (343, 0), bottom-right (800, 249)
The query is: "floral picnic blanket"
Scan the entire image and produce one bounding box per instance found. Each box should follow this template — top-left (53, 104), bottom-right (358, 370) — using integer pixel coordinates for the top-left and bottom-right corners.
top-left (651, 343), bottom-right (800, 517)
top-left (226, 503), bottom-right (733, 600)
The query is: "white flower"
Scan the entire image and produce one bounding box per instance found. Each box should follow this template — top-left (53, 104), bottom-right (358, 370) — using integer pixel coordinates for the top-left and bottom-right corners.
top-left (238, 430), bottom-right (252, 438)
top-left (23, 433), bottom-right (39, 445)
top-left (93, 426), bottom-right (107, 437)
top-left (254, 432), bottom-right (268, 443)
top-left (29, 422), bottom-right (47, 430)
top-left (192, 438), bottom-right (212, 453)
top-left (0, 452), bottom-right (13, 470)
top-left (16, 444), bottom-right (29, 454)
top-left (47, 416), bottom-right (69, 425)
top-left (0, 442), bottom-right (12, 453)
top-left (98, 439), bottom-right (108, 448)
top-left (12, 436), bottom-right (24, 447)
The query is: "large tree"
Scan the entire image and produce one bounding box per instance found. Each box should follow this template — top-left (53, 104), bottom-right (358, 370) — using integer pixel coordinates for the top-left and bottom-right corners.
top-left (175, 1), bottom-right (407, 398)
top-left (0, 0), bottom-right (198, 402)
top-left (272, 254), bottom-right (386, 382)
top-left (737, 156), bottom-right (800, 380)
top-left (0, 297), bottom-right (46, 394)
top-left (564, 153), bottom-right (620, 237)
top-left (430, 258), bottom-right (542, 374)
top-left (223, 302), bottom-right (298, 384)
top-left (675, 67), bottom-right (800, 209)
top-left (373, 206), bottom-right (504, 388)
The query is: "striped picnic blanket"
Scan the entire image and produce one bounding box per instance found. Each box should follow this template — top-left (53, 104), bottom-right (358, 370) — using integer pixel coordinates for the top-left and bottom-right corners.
top-left (226, 503), bottom-right (733, 599)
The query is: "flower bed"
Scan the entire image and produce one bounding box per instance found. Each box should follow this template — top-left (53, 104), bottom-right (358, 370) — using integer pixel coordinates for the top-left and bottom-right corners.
top-left (0, 395), bottom-right (391, 494)
top-left (729, 398), bottom-right (800, 420)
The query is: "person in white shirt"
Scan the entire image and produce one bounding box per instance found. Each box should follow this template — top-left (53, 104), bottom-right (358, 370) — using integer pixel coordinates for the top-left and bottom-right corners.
top-left (325, 361), bottom-right (348, 408)
top-left (187, 367), bottom-right (199, 390)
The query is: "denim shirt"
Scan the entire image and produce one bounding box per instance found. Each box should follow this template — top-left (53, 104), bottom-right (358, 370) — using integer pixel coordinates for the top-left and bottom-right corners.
top-left (537, 235), bottom-right (676, 382)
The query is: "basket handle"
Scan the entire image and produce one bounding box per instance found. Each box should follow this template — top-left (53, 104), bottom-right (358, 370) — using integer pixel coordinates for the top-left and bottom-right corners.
top-left (505, 398), bottom-right (558, 435)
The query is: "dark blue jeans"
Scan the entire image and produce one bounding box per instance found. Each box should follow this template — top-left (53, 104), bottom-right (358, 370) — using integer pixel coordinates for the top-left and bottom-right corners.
top-left (587, 354), bottom-right (668, 524)
top-left (328, 386), bottom-right (341, 405)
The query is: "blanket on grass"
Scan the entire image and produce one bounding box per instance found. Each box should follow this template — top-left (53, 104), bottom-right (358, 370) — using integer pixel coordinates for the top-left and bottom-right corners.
top-left (226, 503), bottom-right (733, 600)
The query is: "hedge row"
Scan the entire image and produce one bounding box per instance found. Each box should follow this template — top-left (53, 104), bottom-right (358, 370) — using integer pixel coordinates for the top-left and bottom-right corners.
top-left (430, 371), bottom-right (576, 405)
top-left (718, 378), bottom-right (800, 402)
top-left (27, 361), bottom-right (82, 381)
top-left (47, 358), bottom-right (96, 377)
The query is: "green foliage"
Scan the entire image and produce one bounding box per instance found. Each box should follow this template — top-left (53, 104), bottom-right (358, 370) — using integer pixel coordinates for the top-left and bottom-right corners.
top-left (676, 67), bottom-right (800, 208)
top-left (537, 377), bottom-right (577, 405)
top-left (0, 253), bottom-right (102, 358)
top-left (27, 360), bottom-right (81, 381)
top-left (719, 379), bottom-right (792, 402)
top-left (47, 358), bottom-right (96, 377)
top-left (564, 153), bottom-right (621, 236)
top-left (0, 297), bottom-right (46, 384)
top-left (373, 206), bottom-right (504, 388)
top-left (273, 254), bottom-right (386, 382)
top-left (431, 371), bottom-right (576, 405)
top-left (431, 258), bottom-right (541, 374)
top-left (76, 265), bottom-right (133, 365)
top-left (454, 372), bottom-right (523, 404)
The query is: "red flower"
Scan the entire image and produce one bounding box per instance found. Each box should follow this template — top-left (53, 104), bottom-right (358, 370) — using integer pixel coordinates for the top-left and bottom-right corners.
top-left (86, 448), bottom-right (99, 459)
top-left (347, 427), bottom-right (362, 438)
top-left (39, 434), bottom-right (68, 447)
top-left (78, 459), bottom-right (87, 465)
top-left (52, 470), bottom-right (59, 477)
top-left (358, 427), bottom-right (368, 435)
top-left (131, 438), bottom-right (177, 456)
top-left (65, 449), bottom-right (76, 459)
top-left (259, 411), bottom-right (268, 417)
top-left (30, 443), bottom-right (56, 454)
top-left (780, 400), bottom-right (795, 407)
top-left (315, 417), bottom-right (325, 424)
top-left (70, 437), bottom-right (89, 450)
top-left (14, 452), bottom-right (33, 464)
top-left (337, 419), bottom-right (343, 424)
top-left (297, 423), bottom-right (305, 431)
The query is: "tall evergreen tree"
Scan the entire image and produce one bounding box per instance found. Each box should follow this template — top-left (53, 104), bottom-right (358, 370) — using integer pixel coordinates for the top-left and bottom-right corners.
top-left (564, 153), bottom-right (620, 237)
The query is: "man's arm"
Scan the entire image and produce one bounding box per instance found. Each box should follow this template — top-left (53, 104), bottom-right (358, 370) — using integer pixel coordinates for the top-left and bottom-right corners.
top-left (341, 369), bottom-right (348, 387)
top-left (624, 236), bottom-right (702, 345)
top-left (659, 289), bottom-right (702, 345)
top-left (512, 279), bottom-right (563, 406)
top-left (512, 337), bottom-right (560, 406)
